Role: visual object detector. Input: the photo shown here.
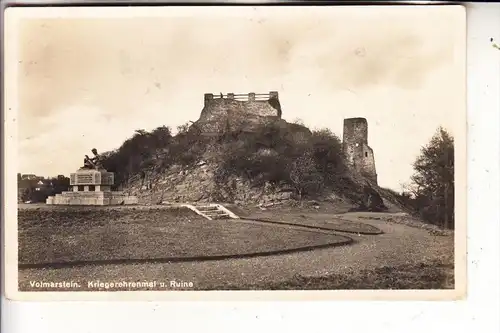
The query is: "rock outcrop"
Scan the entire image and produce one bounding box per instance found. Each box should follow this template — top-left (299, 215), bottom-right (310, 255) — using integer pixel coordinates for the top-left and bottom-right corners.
top-left (127, 161), bottom-right (296, 206)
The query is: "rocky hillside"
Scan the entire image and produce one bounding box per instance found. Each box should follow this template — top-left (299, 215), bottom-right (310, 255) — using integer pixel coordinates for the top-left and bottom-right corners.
top-left (101, 93), bottom-right (409, 212)
top-left (110, 122), bottom-right (402, 213)
top-left (125, 159), bottom-right (403, 213)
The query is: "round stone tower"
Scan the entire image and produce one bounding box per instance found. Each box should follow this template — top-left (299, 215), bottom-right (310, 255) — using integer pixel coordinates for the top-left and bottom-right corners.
top-left (342, 117), bottom-right (377, 184)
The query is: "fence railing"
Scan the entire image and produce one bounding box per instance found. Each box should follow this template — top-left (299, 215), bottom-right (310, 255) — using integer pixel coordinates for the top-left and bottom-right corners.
top-left (204, 91), bottom-right (278, 103)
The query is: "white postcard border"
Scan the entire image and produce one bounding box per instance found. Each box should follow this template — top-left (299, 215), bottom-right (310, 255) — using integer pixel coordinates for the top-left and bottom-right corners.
top-left (3, 4), bottom-right (468, 301)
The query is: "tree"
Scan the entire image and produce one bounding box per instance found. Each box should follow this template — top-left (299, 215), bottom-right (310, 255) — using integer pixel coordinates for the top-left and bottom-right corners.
top-left (52, 175), bottom-right (70, 193)
top-left (310, 128), bottom-right (346, 177)
top-left (288, 150), bottom-right (324, 200)
top-left (176, 122), bottom-right (191, 135)
top-left (409, 127), bottom-right (454, 228)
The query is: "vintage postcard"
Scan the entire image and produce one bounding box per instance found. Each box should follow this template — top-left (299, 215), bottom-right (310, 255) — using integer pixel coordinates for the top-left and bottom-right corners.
top-left (3, 5), bottom-right (466, 301)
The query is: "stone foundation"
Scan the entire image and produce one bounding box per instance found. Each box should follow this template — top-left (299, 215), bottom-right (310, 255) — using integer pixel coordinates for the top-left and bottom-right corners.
top-left (46, 191), bottom-right (138, 206)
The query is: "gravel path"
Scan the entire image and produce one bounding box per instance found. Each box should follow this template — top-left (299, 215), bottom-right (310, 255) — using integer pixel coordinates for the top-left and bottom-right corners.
top-left (18, 212), bottom-right (453, 291)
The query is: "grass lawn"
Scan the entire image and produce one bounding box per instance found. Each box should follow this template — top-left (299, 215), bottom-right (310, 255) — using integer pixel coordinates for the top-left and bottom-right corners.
top-left (17, 204), bottom-right (454, 291)
top-left (205, 260), bottom-right (454, 290)
top-left (18, 207), bottom-right (351, 267)
top-left (235, 209), bottom-right (383, 234)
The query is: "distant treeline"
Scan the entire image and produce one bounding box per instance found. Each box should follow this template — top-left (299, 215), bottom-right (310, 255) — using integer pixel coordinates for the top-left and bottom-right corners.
top-left (18, 174), bottom-right (70, 203)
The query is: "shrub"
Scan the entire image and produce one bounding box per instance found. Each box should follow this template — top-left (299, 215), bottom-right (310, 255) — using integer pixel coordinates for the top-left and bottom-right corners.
top-left (215, 121), bottom-right (345, 200)
top-left (288, 150), bottom-right (324, 199)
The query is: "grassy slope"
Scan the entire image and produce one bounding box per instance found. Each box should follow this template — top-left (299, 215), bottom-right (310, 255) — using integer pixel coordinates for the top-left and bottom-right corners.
top-left (18, 207), bottom-right (350, 266)
top-left (18, 205), bottom-right (454, 290)
top-left (207, 261), bottom-right (454, 290)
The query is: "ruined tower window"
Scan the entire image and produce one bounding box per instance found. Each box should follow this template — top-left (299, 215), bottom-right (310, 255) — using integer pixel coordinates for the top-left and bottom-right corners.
top-left (89, 185), bottom-right (95, 192)
top-left (365, 152), bottom-right (368, 157)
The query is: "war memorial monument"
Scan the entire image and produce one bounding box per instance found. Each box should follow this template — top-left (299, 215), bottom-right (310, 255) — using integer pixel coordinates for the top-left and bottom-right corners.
top-left (45, 149), bottom-right (138, 206)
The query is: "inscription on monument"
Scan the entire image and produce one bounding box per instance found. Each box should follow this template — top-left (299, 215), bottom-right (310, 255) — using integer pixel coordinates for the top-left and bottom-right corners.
top-left (77, 174), bottom-right (93, 183)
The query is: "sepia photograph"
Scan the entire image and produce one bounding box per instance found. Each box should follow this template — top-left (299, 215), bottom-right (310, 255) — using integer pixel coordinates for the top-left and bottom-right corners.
top-left (4, 5), bottom-right (466, 300)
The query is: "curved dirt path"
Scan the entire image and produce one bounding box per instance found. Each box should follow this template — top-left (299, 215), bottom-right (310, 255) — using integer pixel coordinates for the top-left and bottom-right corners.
top-left (18, 212), bottom-right (453, 291)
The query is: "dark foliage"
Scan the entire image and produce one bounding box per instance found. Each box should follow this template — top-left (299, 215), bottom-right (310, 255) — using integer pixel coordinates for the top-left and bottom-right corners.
top-left (214, 121), bottom-right (347, 199)
top-left (98, 118), bottom-right (454, 222)
top-left (404, 127), bottom-right (455, 229)
top-left (99, 117), bottom-right (352, 200)
top-left (101, 123), bottom-right (219, 187)
top-left (102, 126), bottom-right (173, 186)
top-left (18, 175), bottom-right (70, 203)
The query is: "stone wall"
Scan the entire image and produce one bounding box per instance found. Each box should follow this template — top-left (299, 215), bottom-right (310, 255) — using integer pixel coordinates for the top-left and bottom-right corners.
top-left (196, 92), bottom-right (282, 133)
top-left (342, 118), bottom-right (378, 184)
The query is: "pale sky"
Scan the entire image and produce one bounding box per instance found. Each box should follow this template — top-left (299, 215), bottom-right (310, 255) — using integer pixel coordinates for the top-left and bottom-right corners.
top-left (12, 6), bottom-right (465, 191)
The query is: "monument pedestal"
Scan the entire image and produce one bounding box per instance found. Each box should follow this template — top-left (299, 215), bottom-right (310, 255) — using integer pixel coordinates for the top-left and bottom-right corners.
top-left (46, 169), bottom-right (138, 206)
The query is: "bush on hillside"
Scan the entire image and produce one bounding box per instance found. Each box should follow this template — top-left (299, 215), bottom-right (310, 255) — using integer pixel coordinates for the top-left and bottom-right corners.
top-left (100, 118), bottom-right (350, 201)
top-left (310, 129), bottom-right (346, 178)
top-left (102, 123), bottom-right (218, 186)
top-left (288, 151), bottom-right (324, 200)
top-left (102, 126), bottom-right (174, 186)
top-left (169, 123), bottom-right (205, 166)
top-left (214, 121), bottom-right (346, 200)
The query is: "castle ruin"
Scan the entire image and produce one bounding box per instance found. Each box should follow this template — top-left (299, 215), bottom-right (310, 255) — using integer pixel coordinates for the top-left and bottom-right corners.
top-left (195, 93), bottom-right (378, 185)
top-left (195, 91), bottom-right (282, 133)
top-left (342, 117), bottom-right (378, 184)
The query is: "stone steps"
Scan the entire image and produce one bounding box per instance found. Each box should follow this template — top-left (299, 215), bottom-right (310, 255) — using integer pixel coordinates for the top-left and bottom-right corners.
top-left (175, 203), bottom-right (239, 220)
top-left (197, 206), bottom-right (220, 212)
top-left (199, 210), bottom-right (230, 220)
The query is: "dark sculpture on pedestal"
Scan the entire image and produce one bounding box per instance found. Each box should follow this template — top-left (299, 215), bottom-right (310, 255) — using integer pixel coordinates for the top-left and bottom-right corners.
top-left (82, 148), bottom-right (103, 170)
top-left (46, 147), bottom-right (138, 205)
